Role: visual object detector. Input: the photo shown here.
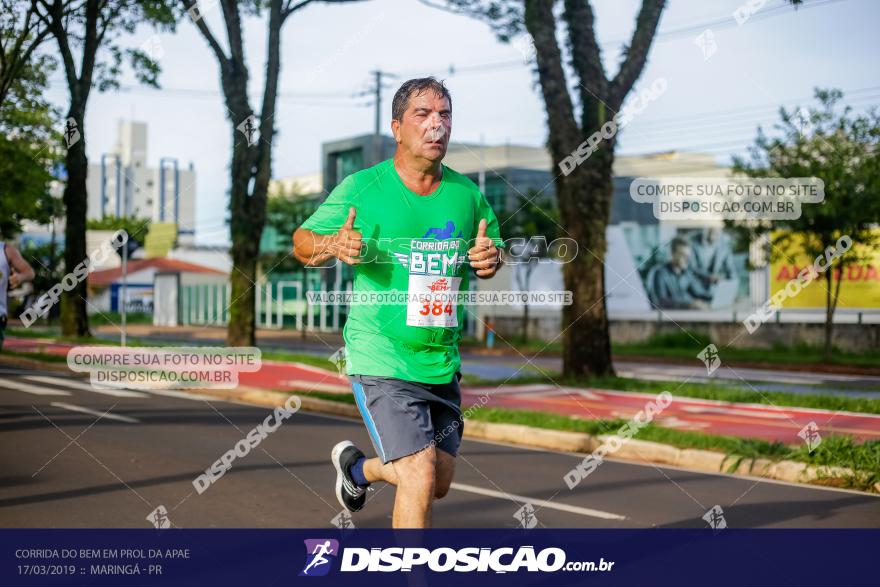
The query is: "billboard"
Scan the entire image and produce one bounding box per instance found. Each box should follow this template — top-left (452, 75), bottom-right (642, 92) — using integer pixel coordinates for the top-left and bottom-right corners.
top-left (769, 230), bottom-right (880, 309)
top-left (606, 225), bottom-right (750, 312)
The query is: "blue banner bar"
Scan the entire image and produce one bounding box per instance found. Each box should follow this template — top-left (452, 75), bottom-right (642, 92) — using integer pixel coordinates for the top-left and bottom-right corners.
top-left (2, 529), bottom-right (875, 586)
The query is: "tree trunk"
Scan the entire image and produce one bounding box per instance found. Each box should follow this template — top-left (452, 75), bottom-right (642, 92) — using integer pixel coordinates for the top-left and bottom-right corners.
top-left (522, 302), bottom-right (530, 343)
top-left (823, 263), bottom-right (844, 360)
top-left (60, 105), bottom-right (89, 338)
top-left (227, 233), bottom-right (258, 346)
top-left (218, 1), bottom-right (282, 347)
top-left (224, 89), bottom-right (259, 347)
top-left (558, 150), bottom-right (615, 378)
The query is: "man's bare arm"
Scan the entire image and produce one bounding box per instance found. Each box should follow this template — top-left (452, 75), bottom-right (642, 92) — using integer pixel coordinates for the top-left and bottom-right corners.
top-left (293, 228), bottom-right (340, 266)
top-left (292, 207), bottom-right (362, 267)
top-left (6, 245), bottom-right (35, 287)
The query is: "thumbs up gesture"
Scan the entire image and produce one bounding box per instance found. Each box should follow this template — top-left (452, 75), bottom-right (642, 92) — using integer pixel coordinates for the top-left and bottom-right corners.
top-left (468, 218), bottom-right (500, 278)
top-left (332, 207), bottom-right (363, 265)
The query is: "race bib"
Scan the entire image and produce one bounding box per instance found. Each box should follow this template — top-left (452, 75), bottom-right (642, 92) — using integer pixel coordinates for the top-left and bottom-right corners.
top-left (405, 238), bottom-right (464, 327)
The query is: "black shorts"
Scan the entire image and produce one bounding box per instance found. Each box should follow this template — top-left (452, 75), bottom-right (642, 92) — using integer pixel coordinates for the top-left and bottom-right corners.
top-left (349, 374), bottom-right (463, 464)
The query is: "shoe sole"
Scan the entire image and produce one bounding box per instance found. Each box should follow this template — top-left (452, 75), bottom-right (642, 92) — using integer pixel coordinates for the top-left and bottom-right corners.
top-left (331, 440), bottom-right (355, 512)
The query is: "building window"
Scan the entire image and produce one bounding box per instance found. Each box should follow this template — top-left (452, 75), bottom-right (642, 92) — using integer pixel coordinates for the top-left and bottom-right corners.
top-left (335, 148), bottom-right (363, 183)
top-left (484, 176), bottom-right (507, 211)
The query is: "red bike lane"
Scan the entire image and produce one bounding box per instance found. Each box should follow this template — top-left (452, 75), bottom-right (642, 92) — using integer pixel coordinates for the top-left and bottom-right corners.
top-left (5, 336), bottom-right (878, 443)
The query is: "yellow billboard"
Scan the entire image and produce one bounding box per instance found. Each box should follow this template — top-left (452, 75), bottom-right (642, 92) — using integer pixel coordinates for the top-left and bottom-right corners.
top-left (769, 230), bottom-right (880, 309)
top-left (144, 223), bottom-right (178, 258)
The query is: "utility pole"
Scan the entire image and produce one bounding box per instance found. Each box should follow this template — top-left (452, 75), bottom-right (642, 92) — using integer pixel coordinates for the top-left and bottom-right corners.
top-left (362, 69), bottom-right (397, 165)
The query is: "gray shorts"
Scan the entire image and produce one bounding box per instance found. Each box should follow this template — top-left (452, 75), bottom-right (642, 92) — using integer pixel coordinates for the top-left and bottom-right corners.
top-left (349, 374), bottom-right (464, 464)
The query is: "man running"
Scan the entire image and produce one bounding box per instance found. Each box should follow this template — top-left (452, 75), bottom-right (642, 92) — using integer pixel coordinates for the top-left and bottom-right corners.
top-left (0, 236), bottom-right (36, 349)
top-left (302, 541), bottom-right (335, 575)
top-left (293, 77), bottom-right (502, 528)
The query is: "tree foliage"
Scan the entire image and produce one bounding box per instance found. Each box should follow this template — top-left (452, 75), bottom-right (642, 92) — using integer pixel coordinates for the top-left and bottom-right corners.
top-left (731, 88), bottom-right (880, 356)
top-left (0, 47), bottom-right (60, 237)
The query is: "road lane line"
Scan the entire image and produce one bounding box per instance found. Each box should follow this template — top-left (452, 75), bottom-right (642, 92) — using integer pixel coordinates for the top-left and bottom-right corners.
top-left (0, 379), bottom-right (72, 396)
top-left (23, 376), bottom-right (148, 398)
top-left (449, 482), bottom-right (626, 521)
top-left (49, 402), bottom-right (139, 423)
top-left (141, 388), bottom-right (223, 402)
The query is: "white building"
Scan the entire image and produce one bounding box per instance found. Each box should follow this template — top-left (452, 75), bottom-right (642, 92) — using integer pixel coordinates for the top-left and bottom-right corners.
top-left (86, 121), bottom-right (197, 245)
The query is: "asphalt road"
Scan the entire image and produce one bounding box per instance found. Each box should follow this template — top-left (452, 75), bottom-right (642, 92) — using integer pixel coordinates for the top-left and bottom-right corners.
top-left (1, 366), bottom-right (878, 529)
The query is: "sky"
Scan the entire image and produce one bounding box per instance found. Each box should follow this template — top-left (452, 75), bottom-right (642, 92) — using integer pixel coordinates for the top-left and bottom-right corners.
top-left (40, 0), bottom-right (880, 245)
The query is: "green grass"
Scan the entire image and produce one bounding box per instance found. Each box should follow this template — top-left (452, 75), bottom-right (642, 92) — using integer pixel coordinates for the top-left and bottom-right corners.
top-left (290, 390), bottom-right (879, 492)
top-left (0, 349), bottom-right (69, 363)
top-left (464, 371), bottom-right (880, 415)
top-left (88, 312), bottom-right (154, 326)
top-left (260, 349), bottom-right (336, 371)
top-left (463, 330), bottom-right (880, 369)
top-left (613, 330), bottom-right (880, 369)
top-left (7, 326), bottom-right (101, 343)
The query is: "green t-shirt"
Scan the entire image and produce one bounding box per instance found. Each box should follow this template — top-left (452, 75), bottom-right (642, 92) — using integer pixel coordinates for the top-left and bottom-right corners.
top-left (300, 158), bottom-right (503, 384)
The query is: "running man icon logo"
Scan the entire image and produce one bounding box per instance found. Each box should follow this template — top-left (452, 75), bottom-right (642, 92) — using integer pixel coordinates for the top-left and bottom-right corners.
top-left (697, 344), bottom-right (721, 376)
top-left (146, 505), bottom-right (171, 529)
top-left (702, 505), bottom-right (727, 531)
top-left (299, 539), bottom-right (339, 577)
top-left (423, 220), bottom-right (463, 240)
top-left (797, 421), bottom-right (822, 453)
top-left (693, 29), bottom-right (717, 61)
top-left (513, 503), bottom-right (539, 529)
top-left (63, 117), bottom-right (80, 148)
top-left (236, 115), bottom-right (259, 147)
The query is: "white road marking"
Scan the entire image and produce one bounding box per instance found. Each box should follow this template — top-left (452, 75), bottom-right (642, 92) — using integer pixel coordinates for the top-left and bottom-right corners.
top-left (655, 416), bottom-right (711, 430)
top-left (23, 376), bottom-right (148, 398)
top-left (49, 402), bottom-right (139, 423)
top-left (449, 482), bottom-right (626, 521)
top-left (680, 405), bottom-right (792, 419)
top-left (0, 379), bottom-right (72, 396)
top-left (141, 388), bottom-right (222, 402)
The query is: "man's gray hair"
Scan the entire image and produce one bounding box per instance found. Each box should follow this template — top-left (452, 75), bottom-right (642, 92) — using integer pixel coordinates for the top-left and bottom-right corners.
top-left (391, 77), bottom-right (452, 122)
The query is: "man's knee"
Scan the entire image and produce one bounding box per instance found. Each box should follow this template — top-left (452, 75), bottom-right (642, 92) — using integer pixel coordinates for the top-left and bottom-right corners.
top-left (394, 449), bottom-right (437, 494)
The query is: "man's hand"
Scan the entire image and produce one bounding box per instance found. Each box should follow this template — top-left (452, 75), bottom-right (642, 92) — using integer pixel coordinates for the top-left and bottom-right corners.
top-left (331, 207), bottom-right (363, 265)
top-left (9, 271), bottom-right (22, 288)
top-left (468, 218), bottom-right (500, 278)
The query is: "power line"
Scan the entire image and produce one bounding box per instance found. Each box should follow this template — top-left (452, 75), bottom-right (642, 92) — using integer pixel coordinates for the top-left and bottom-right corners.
top-left (398, 0), bottom-right (851, 78)
top-left (631, 86), bottom-right (880, 130)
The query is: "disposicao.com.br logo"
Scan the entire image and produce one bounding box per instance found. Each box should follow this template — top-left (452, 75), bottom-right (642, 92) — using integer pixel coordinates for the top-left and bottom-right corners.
top-left (299, 540), bottom-right (613, 575)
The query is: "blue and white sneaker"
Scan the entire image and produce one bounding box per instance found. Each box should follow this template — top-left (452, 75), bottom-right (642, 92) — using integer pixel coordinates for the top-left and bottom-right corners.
top-left (331, 441), bottom-right (367, 512)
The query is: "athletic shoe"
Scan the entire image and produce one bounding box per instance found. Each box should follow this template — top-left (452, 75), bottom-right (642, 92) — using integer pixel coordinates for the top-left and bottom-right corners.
top-left (331, 440), bottom-right (367, 512)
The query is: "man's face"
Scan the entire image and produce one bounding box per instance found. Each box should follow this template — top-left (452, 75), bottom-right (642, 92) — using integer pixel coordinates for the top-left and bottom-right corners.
top-left (393, 90), bottom-right (451, 162)
top-left (671, 244), bottom-right (691, 271)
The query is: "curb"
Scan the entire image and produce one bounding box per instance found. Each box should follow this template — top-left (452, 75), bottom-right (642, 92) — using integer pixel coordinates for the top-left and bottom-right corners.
top-left (199, 386), bottom-right (878, 494)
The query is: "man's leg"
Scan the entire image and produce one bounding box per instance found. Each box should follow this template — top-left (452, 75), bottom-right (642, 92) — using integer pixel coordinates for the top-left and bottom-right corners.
top-left (363, 457), bottom-right (399, 485)
top-left (433, 448), bottom-right (456, 499)
top-left (338, 376), bottom-right (461, 525)
top-left (389, 445), bottom-right (437, 528)
top-left (362, 446), bottom-right (455, 488)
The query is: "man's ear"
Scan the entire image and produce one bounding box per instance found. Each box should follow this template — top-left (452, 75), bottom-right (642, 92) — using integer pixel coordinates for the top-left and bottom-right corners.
top-left (391, 119), bottom-right (401, 143)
